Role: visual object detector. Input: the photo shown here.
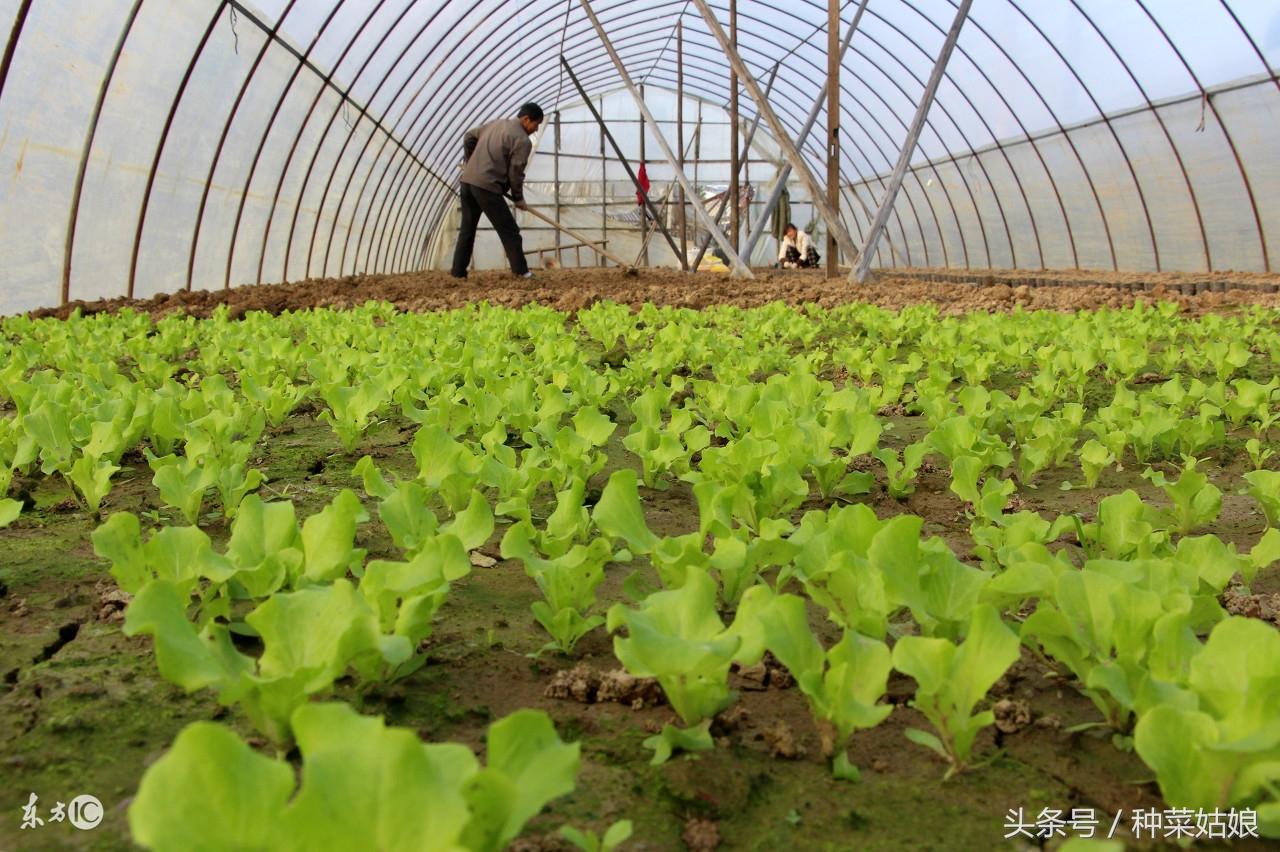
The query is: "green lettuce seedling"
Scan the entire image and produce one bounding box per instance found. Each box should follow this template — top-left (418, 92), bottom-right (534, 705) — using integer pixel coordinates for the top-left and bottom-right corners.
top-left (1244, 469), bottom-right (1280, 528)
top-left (130, 702), bottom-right (580, 852)
top-left (606, 568), bottom-right (742, 763)
top-left (501, 521), bottom-right (616, 654)
top-left (1021, 565), bottom-right (1203, 733)
top-left (1141, 458), bottom-right (1221, 535)
top-left (124, 578), bottom-right (408, 745)
top-left (892, 605), bottom-right (1020, 777)
top-left (873, 441), bottom-right (929, 499)
top-left (560, 820), bottom-right (634, 852)
top-left (745, 586), bottom-right (892, 780)
top-left (1134, 618), bottom-right (1280, 838)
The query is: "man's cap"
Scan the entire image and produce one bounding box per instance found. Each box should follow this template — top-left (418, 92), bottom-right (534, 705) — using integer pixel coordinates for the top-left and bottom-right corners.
top-left (517, 102), bottom-right (545, 122)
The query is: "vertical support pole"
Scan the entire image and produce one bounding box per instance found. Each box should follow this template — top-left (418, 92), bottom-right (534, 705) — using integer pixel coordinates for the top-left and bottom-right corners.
top-left (826, 0), bottom-right (840, 278)
top-left (639, 82), bottom-right (649, 267)
top-left (741, 0), bottom-right (869, 263)
top-left (695, 101), bottom-right (702, 211)
top-left (600, 95), bottom-right (607, 267)
top-left (691, 62), bottom-right (780, 272)
top-left (852, 0), bottom-right (972, 282)
top-left (729, 0), bottom-right (740, 254)
top-left (577, 0), bottom-right (751, 276)
top-left (677, 19), bottom-right (688, 269)
top-left (561, 56), bottom-right (687, 268)
top-left (554, 109), bottom-right (562, 264)
top-left (744, 133), bottom-right (751, 260)
top-left (690, 0), bottom-right (857, 265)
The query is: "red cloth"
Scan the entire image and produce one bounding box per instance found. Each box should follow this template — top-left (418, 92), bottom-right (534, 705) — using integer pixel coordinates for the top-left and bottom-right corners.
top-left (635, 163), bottom-right (650, 205)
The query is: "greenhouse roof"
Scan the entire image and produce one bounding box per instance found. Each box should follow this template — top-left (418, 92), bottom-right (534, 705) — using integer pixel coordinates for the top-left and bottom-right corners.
top-left (0, 0), bottom-right (1277, 312)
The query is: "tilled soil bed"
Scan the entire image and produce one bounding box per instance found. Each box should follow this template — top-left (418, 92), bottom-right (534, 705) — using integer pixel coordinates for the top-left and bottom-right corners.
top-left (29, 266), bottom-right (1280, 321)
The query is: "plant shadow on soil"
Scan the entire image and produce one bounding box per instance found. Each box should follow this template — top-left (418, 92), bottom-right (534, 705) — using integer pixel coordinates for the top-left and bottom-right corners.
top-left (4, 278), bottom-right (1280, 850)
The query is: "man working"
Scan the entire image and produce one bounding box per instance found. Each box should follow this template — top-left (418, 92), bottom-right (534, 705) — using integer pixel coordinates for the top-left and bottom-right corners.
top-left (451, 103), bottom-right (544, 279)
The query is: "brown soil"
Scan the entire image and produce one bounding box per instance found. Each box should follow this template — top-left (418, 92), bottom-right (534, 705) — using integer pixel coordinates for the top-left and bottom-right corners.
top-left (29, 266), bottom-right (1280, 322)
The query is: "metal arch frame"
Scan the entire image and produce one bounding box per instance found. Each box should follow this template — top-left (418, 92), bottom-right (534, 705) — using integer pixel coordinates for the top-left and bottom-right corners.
top-left (931, 4), bottom-right (1107, 269)
top-left (852, 0), bottom-right (971, 283)
top-left (886, 0), bottom-right (1055, 270)
top-left (1001, 0), bottom-right (1160, 272)
top-left (263, 0), bottom-right (454, 285)
top-left (384, 17), bottom-right (916, 275)
top-left (399, 31), bottom-right (962, 273)
top-left (353, 0), bottom-right (524, 278)
top-left (690, 0), bottom-right (858, 266)
top-left (582, 0), bottom-right (752, 277)
top-left (63, 0), bottom-right (145, 305)
top-left (0, 0), bottom-right (32, 107)
top-left (366, 0), bottom-right (983, 278)
top-left (250, 0), bottom-right (419, 287)
top-left (381, 2), bottom-right (884, 279)
top-left (317, 0), bottom-right (553, 281)
top-left (317, 0), bottom-right (470, 280)
top-left (853, 4), bottom-right (1024, 269)
top-left (12, 0), bottom-right (1278, 305)
top-left (371, 9), bottom-right (834, 277)
top-left (391, 1), bottom-right (1015, 278)
top-left (1066, 0), bottom-right (1210, 271)
top-left (397, 44), bottom-right (881, 275)
top-left (127, 2), bottom-right (229, 298)
top-left (311, 0), bottom-right (514, 281)
top-left (1131, 0), bottom-right (1270, 273)
top-left (221, 0), bottom-right (425, 291)
top-left (355, 0), bottom-right (1271, 278)
top-left (186, 0), bottom-right (329, 293)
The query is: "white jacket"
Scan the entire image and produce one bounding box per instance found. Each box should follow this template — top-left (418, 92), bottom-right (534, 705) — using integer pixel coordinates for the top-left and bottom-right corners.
top-left (778, 230), bottom-right (814, 261)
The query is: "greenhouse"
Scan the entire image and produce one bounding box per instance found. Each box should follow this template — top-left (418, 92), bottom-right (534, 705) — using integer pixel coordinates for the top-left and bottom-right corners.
top-left (1, 1), bottom-right (1279, 849)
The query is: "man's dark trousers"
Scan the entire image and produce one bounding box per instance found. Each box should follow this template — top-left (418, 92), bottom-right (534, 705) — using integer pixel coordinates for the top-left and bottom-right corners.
top-left (451, 183), bottom-right (529, 276)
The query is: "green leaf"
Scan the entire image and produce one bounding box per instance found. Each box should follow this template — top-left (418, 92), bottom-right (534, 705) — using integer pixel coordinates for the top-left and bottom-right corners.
top-left (643, 720), bottom-right (715, 765)
top-left (608, 567), bottom-right (740, 725)
top-left (283, 702), bottom-right (475, 852)
top-left (0, 497), bottom-right (20, 528)
top-left (130, 722), bottom-right (294, 852)
top-left (442, 490), bottom-right (495, 552)
top-left (301, 489), bottom-right (369, 583)
top-left (903, 727), bottom-right (948, 758)
top-left (123, 580), bottom-right (252, 693)
top-left (592, 469), bottom-right (659, 555)
top-left (464, 709), bottom-right (581, 850)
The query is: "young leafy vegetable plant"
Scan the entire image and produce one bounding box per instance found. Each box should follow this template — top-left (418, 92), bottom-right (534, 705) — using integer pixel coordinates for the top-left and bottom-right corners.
top-left (1134, 617), bottom-right (1280, 838)
top-left (129, 701), bottom-right (581, 852)
top-left (745, 586), bottom-right (893, 780)
top-left (501, 521), bottom-right (617, 654)
top-left (873, 441), bottom-right (929, 499)
top-left (606, 568), bottom-right (743, 763)
top-left (1141, 458), bottom-right (1221, 535)
top-left (1244, 469), bottom-right (1280, 528)
top-left (891, 605), bottom-right (1020, 777)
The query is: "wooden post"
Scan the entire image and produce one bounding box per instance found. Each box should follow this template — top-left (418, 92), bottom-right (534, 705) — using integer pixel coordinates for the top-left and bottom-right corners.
top-left (554, 109), bottom-right (562, 265)
top-left (639, 82), bottom-right (649, 268)
top-left (826, 0), bottom-right (839, 278)
top-left (600, 95), bottom-right (607, 267)
top-left (677, 20), bottom-right (687, 269)
top-left (742, 0), bottom-right (869, 262)
top-left (577, 0), bottom-right (751, 276)
top-left (690, 0), bottom-right (858, 264)
top-left (729, 0), bottom-right (739, 254)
